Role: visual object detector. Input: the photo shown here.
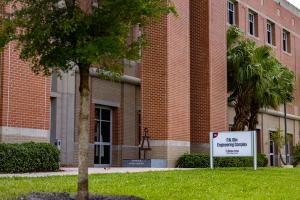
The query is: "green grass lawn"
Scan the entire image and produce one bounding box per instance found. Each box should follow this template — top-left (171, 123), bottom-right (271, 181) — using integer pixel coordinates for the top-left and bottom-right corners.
top-left (1, 168), bottom-right (300, 200)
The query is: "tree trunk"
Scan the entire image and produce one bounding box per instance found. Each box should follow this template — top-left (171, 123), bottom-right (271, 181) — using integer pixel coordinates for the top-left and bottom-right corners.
top-left (248, 102), bottom-right (260, 131)
top-left (231, 94), bottom-right (250, 131)
top-left (279, 153), bottom-right (287, 166)
top-left (77, 65), bottom-right (90, 200)
top-left (77, 2), bottom-right (92, 199)
top-left (78, 0), bottom-right (93, 14)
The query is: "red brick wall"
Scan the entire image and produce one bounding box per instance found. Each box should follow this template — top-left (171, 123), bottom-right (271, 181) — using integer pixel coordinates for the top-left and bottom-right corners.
top-left (190, 0), bottom-right (211, 144)
top-left (167, 0), bottom-right (190, 141)
top-left (142, 0), bottom-right (190, 142)
top-left (112, 108), bottom-right (122, 146)
top-left (0, 43), bottom-right (50, 131)
top-left (237, 0), bottom-right (300, 115)
top-left (190, 0), bottom-right (228, 144)
top-left (296, 36), bottom-right (300, 117)
top-left (210, 0), bottom-right (228, 133)
top-left (141, 14), bottom-right (168, 140)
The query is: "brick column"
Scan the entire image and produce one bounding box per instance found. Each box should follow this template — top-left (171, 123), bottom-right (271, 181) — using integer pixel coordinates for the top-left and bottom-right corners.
top-left (142, 0), bottom-right (190, 167)
top-left (190, 0), bottom-right (228, 152)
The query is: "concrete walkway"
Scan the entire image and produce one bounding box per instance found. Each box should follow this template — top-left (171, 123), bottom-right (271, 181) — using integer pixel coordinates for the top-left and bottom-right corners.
top-left (0, 167), bottom-right (191, 178)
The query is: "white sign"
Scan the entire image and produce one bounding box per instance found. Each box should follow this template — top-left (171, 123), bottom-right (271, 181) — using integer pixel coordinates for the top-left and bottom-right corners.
top-left (211, 131), bottom-right (253, 157)
top-left (210, 131), bottom-right (257, 170)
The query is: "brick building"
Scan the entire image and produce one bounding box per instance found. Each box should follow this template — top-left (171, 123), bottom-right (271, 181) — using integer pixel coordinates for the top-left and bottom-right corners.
top-left (1, 0), bottom-right (300, 167)
top-left (227, 0), bottom-right (300, 166)
top-left (0, 42), bottom-right (50, 144)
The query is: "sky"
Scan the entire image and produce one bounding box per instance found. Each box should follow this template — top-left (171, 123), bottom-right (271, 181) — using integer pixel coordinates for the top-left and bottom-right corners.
top-left (287, 0), bottom-right (300, 9)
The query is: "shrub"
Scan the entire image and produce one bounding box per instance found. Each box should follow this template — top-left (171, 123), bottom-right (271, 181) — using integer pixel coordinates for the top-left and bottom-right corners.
top-left (0, 142), bottom-right (60, 173)
top-left (257, 153), bottom-right (268, 167)
top-left (176, 153), bottom-right (210, 168)
top-left (176, 153), bottom-right (268, 168)
top-left (293, 144), bottom-right (300, 166)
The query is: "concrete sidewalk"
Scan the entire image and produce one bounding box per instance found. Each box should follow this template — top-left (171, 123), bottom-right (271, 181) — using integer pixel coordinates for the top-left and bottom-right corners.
top-left (0, 167), bottom-right (191, 178)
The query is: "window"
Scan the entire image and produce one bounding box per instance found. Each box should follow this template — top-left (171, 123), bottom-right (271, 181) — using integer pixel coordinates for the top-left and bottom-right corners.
top-left (248, 10), bottom-right (258, 36)
top-left (269, 132), bottom-right (276, 166)
top-left (283, 30), bottom-right (290, 53)
top-left (267, 21), bottom-right (275, 45)
top-left (94, 107), bottom-right (112, 166)
top-left (228, 1), bottom-right (235, 25)
top-left (286, 134), bottom-right (293, 164)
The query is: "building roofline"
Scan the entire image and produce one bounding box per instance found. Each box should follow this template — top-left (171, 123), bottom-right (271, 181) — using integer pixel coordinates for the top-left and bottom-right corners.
top-left (274, 0), bottom-right (300, 18)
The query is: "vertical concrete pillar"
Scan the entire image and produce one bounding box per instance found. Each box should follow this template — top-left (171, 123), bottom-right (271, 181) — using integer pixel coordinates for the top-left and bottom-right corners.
top-left (54, 71), bottom-right (76, 166)
top-left (142, 0), bottom-right (190, 167)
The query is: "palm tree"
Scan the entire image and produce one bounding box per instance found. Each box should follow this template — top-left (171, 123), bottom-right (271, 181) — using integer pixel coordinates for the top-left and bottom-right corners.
top-left (227, 27), bottom-right (265, 130)
top-left (247, 53), bottom-right (281, 130)
top-left (227, 26), bottom-right (295, 131)
top-left (248, 59), bottom-right (295, 130)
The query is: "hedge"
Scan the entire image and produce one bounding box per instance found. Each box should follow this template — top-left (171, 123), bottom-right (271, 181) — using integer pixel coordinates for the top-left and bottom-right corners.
top-left (0, 142), bottom-right (60, 173)
top-left (176, 153), bottom-right (268, 168)
top-left (294, 144), bottom-right (300, 166)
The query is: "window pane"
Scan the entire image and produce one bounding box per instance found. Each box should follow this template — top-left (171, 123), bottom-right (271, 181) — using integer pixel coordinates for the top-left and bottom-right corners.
top-left (249, 22), bottom-right (254, 35)
top-left (230, 5), bottom-right (234, 11)
top-left (283, 31), bottom-right (290, 52)
top-left (95, 108), bottom-right (100, 120)
top-left (101, 145), bottom-right (110, 164)
top-left (228, 1), bottom-right (234, 11)
top-left (228, 1), bottom-right (236, 25)
top-left (249, 13), bottom-right (254, 22)
top-left (270, 155), bottom-right (274, 166)
top-left (101, 109), bottom-right (111, 121)
top-left (267, 23), bottom-right (273, 45)
top-left (95, 121), bottom-right (100, 142)
top-left (101, 121), bottom-right (111, 142)
top-left (267, 32), bottom-right (271, 44)
top-left (248, 11), bottom-right (257, 36)
top-left (229, 12), bottom-right (234, 25)
top-left (270, 141), bottom-right (273, 153)
top-left (94, 145), bottom-right (100, 164)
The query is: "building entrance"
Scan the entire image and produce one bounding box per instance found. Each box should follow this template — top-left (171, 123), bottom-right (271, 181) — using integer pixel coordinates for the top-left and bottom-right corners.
top-left (94, 107), bottom-right (112, 167)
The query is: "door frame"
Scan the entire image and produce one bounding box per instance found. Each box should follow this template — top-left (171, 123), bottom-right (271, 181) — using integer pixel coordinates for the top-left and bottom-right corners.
top-left (94, 106), bottom-right (113, 168)
top-left (269, 132), bottom-right (276, 166)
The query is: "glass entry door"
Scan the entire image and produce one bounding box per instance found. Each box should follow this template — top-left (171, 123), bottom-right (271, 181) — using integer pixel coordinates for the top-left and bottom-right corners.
top-left (94, 107), bottom-right (112, 167)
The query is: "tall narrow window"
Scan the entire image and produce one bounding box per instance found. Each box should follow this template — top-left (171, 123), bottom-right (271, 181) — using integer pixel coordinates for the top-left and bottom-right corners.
top-left (228, 1), bottom-right (235, 25)
top-left (283, 30), bottom-right (290, 53)
top-left (248, 10), bottom-right (258, 36)
top-left (267, 22), bottom-right (272, 44)
top-left (269, 132), bottom-right (276, 166)
top-left (267, 21), bottom-right (275, 45)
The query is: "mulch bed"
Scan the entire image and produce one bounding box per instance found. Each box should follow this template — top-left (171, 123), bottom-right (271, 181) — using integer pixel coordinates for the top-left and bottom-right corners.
top-left (15, 193), bottom-right (144, 200)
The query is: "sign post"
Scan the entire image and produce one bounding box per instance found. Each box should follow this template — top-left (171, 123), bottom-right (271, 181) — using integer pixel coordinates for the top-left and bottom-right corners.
top-left (210, 131), bottom-right (257, 170)
top-left (253, 131), bottom-right (257, 170)
top-left (210, 132), bottom-right (213, 169)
